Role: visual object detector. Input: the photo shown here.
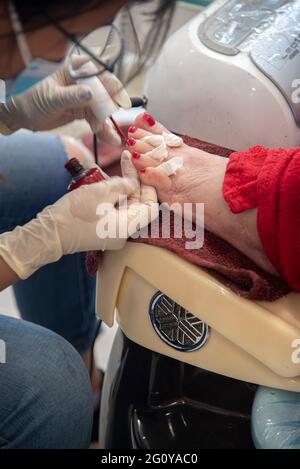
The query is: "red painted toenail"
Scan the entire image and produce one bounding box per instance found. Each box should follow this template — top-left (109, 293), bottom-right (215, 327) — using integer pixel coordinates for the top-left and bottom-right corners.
top-left (128, 126), bottom-right (137, 134)
top-left (126, 138), bottom-right (136, 146)
top-left (143, 113), bottom-right (156, 127)
top-left (132, 152), bottom-right (141, 159)
top-left (140, 168), bottom-right (146, 173)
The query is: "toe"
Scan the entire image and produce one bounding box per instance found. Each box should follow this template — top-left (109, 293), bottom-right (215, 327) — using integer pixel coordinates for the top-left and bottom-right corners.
top-left (131, 153), bottom-right (162, 170)
top-left (131, 146), bottom-right (179, 170)
top-left (126, 137), bottom-right (153, 154)
top-left (134, 112), bottom-right (169, 134)
top-left (128, 126), bottom-right (160, 142)
top-left (139, 167), bottom-right (172, 193)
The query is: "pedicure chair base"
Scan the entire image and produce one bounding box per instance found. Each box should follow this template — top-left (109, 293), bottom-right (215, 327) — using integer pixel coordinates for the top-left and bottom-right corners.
top-left (96, 243), bottom-right (300, 449)
top-left (100, 329), bottom-right (255, 449)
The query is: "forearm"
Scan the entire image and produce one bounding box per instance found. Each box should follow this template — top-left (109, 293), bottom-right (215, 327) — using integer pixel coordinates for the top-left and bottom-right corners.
top-left (0, 214), bottom-right (62, 282)
top-left (0, 256), bottom-right (19, 291)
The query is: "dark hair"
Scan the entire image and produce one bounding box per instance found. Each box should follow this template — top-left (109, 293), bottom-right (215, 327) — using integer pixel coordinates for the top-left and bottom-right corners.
top-left (6, 0), bottom-right (176, 82)
top-left (12, 0), bottom-right (175, 26)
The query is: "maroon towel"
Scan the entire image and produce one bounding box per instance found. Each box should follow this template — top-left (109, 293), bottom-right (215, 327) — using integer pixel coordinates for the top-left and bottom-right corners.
top-left (82, 133), bottom-right (291, 301)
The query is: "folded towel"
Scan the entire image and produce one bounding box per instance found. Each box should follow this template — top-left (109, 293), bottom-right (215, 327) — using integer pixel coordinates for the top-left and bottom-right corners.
top-left (82, 133), bottom-right (290, 301)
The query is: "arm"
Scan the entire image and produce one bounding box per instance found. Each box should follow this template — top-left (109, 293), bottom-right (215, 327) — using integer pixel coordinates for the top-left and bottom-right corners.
top-left (0, 154), bottom-right (157, 285)
top-left (0, 256), bottom-right (19, 291)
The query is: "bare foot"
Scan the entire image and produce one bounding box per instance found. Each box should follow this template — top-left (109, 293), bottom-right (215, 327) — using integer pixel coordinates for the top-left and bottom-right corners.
top-left (125, 112), bottom-right (277, 276)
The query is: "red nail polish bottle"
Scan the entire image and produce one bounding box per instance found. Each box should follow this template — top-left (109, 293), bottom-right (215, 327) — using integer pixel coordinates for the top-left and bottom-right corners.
top-left (65, 158), bottom-right (105, 192)
top-left (65, 157), bottom-right (105, 276)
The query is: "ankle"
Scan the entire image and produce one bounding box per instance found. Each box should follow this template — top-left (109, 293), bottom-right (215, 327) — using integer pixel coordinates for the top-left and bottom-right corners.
top-left (194, 156), bottom-right (276, 273)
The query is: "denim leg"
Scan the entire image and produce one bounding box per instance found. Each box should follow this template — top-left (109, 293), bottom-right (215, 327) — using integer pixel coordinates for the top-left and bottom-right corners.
top-left (252, 386), bottom-right (300, 449)
top-left (0, 314), bottom-right (93, 448)
top-left (0, 131), bottom-right (99, 353)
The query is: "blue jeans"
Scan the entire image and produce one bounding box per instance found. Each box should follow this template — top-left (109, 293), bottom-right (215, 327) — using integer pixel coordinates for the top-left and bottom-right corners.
top-left (0, 131), bottom-right (98, 448)
top-left (0, 315), bottom-right (93, 448)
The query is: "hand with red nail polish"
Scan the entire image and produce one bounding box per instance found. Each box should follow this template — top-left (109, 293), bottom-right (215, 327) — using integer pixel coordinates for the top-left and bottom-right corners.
top-left (143, 113), bottom-right (156, 127)
top-left (126, 138), bottom-right (136, 147)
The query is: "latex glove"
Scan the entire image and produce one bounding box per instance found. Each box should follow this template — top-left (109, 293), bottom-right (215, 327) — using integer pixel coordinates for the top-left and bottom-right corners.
top-left (0, 56), bottom-right (131, 145)
top-left (0, 154), bottom-right (158, 279)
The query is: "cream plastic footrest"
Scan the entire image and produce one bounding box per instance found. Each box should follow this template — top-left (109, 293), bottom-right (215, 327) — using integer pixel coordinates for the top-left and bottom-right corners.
top-left (96, 242), bottom-right (300, 391)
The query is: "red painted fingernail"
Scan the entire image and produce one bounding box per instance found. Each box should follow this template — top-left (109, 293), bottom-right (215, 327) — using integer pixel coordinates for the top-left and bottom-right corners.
top-left (126, 138), bottom-right (136, 146)
top-left (143, 113), bottom-right (156, 127)
top-left (132, 152), bottom-right (141, 159)
top-left (128, 126), bottom-right (137, 134)
top-left (140, 168), bottom-right (146, 173)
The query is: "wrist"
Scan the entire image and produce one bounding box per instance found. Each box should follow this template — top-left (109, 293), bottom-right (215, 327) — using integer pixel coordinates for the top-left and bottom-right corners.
top-left (199, 157), bottom-right (261, 253)
top-left (200, 155), bottom-right (276, 273)
top-left (196, 156), bottom-right (230, 234)
top-left (0, 255), bottom-right (19, 290)
top-left (0, 209), bottom-right (63, 280)
top-left (0, 119), bottom-right (13, 135)
top-left (0, 101), bottom-right (20, 133)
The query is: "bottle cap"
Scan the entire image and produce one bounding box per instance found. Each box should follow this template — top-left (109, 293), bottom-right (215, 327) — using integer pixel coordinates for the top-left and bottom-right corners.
top-left (65, 158), bottom-right (85, 177)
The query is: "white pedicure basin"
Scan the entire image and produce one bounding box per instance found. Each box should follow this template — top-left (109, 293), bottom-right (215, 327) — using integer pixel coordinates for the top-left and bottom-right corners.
top-left (146, 0), bottom-right (300, 151)
top-left (96, 243), bottom-right (300, 449)
top-left (97, 243), bottom-right (300, 392)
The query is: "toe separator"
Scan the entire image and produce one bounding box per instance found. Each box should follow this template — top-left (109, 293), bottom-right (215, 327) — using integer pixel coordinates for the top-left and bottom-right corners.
top-left (157, 157), bottom-right (184, 177)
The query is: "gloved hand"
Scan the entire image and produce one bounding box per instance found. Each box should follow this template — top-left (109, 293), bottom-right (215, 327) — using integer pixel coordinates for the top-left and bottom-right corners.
top-left (0, 152), bottom-right (158, 279)
top-left (0, 56), bottom-right (131, 145)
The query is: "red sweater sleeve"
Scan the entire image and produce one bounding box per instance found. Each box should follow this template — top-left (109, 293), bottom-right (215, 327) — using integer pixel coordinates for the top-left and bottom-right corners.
top-left (223, 146), bottom-right (300, 292)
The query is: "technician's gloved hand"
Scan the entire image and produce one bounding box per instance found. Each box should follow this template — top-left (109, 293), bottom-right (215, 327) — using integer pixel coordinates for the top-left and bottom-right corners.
top-left (0, 57), bottom-right (131, 145)
top-left (0, 152), bottom-right (158, 279)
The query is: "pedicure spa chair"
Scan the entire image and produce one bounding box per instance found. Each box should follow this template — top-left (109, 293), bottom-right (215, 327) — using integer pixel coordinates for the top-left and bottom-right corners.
top-left (97, 0), bottom-right (300, 449)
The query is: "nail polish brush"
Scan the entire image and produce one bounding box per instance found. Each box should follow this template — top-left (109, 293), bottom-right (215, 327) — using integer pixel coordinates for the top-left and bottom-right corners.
top-left (109, 115), bottom-right (127, 144)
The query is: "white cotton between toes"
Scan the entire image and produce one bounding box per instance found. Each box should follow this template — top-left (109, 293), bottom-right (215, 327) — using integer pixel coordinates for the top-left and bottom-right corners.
top-left (140, 133), bottom-right (183, 149)
top-left (157, 156), bottom-right (184, 177)
top-left (140, 135), bottom-right (165, 147)
top-left (144, 143), bottom-right (169, 162)
top-left (162, 132), bottom-right (183, 148)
